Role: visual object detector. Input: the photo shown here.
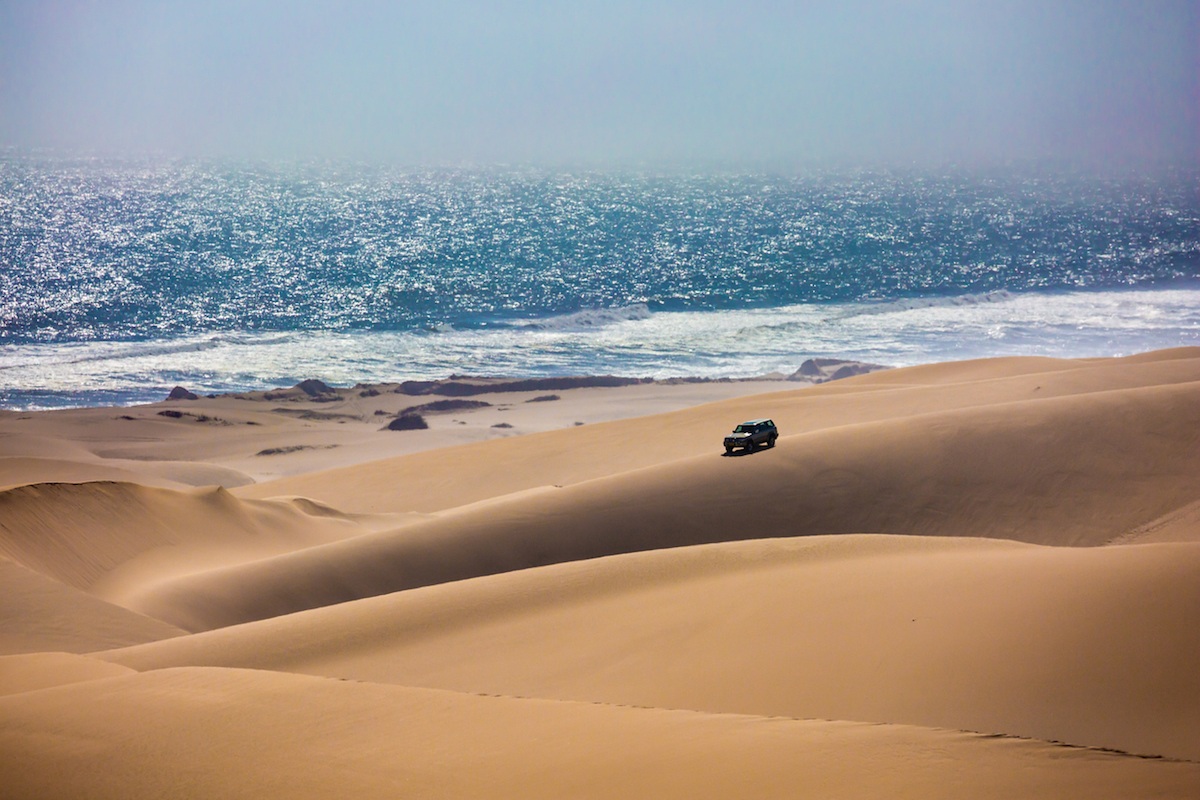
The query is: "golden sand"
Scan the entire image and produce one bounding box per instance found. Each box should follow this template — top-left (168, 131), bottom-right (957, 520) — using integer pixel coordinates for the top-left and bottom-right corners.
top-left (2, 350), bottom-right (1198, 797)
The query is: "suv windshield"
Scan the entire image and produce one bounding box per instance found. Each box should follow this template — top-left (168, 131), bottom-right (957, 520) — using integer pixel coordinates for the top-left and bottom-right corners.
top-left (734, 424), bottom-right (756, 433)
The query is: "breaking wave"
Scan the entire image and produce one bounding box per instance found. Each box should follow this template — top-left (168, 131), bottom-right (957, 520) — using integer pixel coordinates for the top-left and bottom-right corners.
top-left (840, 290), bottom-right (1021, 317)
top-left (0, 334), bottom-right (295, 371)
top-left (517, 303), bottom-right (654, 332)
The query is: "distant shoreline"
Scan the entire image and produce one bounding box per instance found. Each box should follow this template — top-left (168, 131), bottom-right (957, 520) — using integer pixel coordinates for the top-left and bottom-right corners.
top-left (222, 358), bottom-right (891, 403)
top-left (0, 359), bottom-right (892, 413)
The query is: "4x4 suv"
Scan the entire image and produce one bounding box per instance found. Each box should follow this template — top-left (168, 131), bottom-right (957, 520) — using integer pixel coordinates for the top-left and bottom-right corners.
top-left (723, 419), bottom-right (778, 454)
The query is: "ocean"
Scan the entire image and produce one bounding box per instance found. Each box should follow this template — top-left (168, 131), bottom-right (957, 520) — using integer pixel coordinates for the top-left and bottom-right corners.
top-left (2, 157), bottom-right (1198, 410)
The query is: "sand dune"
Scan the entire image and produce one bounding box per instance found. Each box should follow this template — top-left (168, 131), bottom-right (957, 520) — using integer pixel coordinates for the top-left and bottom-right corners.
top-left (3, 350), bottom-right (1199, 797)
top-left (126, 375), bottom-right (1200, 630)
top-left (3, 666), bottom-right (1197, 800)
top-left (104, 534), bottom-right (1200, 761)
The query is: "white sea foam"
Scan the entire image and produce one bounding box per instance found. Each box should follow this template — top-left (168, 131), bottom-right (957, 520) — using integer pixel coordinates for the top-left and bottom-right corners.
top-left (842, 290), bottom-right (1021, 316)
top-left (2, 286), bottom-right (1198, 409)
top-left (517, 303), bottom-right (654, 331)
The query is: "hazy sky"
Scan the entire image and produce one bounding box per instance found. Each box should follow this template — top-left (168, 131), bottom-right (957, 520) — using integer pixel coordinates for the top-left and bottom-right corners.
top-left (1, 0), bottom-right (1196, 167)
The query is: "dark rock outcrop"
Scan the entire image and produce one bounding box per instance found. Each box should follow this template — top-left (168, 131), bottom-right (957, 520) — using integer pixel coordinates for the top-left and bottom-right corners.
top-left (296, 379), bottom-right (336, 397)
top-left (264, 379), bottom-right (341, 402)
top-left (398, 399), bottom-right (492, 416)
top-left (789, 359), bottom-right (889, 383)
top-left (384, 413), bottom-right (429, 431)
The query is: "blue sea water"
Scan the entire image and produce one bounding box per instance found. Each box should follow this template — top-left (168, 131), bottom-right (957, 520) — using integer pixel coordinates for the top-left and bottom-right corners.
top-left (1, 157), bottom-right (1198, 409)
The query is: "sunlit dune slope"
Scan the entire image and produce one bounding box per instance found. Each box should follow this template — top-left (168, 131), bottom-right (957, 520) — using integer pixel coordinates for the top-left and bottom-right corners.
top-left (129, 376), bottom-right (1200, 630)
top-left (235, 349), bottom-right (1200, 513)
top-left (103, 535), bottom-right (1200, 762)
top-left (3, 666), bottom-right (1198, 800)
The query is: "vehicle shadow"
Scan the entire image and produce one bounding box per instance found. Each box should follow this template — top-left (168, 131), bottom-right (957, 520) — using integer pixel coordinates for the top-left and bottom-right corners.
top-left (721, 447), bottom-right (770, 457)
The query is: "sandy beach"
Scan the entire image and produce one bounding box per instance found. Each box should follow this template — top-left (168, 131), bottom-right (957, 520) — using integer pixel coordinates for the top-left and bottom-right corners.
top-left (2, 349), bottom-right (1199, 798)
